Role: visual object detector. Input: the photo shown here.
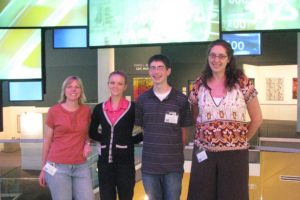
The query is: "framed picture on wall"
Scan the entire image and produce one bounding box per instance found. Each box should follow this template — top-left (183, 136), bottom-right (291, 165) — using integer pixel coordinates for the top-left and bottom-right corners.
top-left (249, 78), bottom-right (255, 86)
top-left (265, 78), bottom-right (284, 101)
top-left (292, 78), bottom-right (298, 99)
top-left (133, 77), bottom-right (153, 101)
top-left (188, 80), bottom-right (195, 95)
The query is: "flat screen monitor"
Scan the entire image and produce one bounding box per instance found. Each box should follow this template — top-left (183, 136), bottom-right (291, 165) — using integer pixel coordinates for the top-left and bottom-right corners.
top-left (9, 80), bottom-right (43, 101)
top-left (0, 0), bottom-right (87, 27)
top-left (221, 0), bottom-right (300, 31)
top-left (222, 32), bottom-right (261, 55)
top-left (89, 0), bottom-right (220, 47)
top-left (0, 81), bottom-right (2, 131)
top-left (0, 29), bottom-right (42, 80)
top-left (53, 28), bottom-right (87, 48)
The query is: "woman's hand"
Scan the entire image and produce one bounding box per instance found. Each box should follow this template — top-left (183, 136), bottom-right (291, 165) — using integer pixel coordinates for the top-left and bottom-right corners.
top-left (39, 170), bottom-right (46, 187)
top-left (83, 142), bottom-right (91, 158)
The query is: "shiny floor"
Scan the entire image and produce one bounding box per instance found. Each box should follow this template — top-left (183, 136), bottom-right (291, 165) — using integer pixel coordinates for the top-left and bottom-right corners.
top-left (2, 148), bottom-right (300, 200)
top-left (0, 148), bottom-right (188, 200)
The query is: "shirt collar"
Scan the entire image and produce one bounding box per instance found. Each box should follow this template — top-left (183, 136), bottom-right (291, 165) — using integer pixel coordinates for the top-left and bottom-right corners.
top-left (104, 97), bottom-right (129, 112)
top-left (148, 87), bottom-right (174, 100)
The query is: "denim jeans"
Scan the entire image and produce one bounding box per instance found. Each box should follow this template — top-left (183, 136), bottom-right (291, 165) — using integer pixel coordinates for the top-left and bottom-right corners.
top-left (142, 172), bottom-right (183, 200)
top-left (45, 162), bottom-right (94, 200)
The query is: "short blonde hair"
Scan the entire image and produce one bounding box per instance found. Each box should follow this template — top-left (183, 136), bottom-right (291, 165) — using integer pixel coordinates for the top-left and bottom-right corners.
top-left (58, 76), bottom-right (87, 104)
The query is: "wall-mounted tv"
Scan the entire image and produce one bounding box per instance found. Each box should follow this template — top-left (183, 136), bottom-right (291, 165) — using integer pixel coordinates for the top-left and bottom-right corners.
top-left (0, 29), bottom-right (42, 80)
top-left (221, 0), bottom-right (300, 31)
top-left (9, 80), bottom-right (43, 101)
top-left (0, 81), bottom-right (2, 131)
top-left (53, 28), bottom-right (87, 48)
top-left (89, 0), bottom-right (220, 47)
top-left (0, 0), bottom-right (87, 27)
top-left (222, 32), bottom-right (261, 56)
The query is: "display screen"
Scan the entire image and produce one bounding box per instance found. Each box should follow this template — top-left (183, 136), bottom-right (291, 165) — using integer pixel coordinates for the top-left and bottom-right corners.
top-left (0, 29), bottom-right (42, 80)
top-left (89, 0), bottom-right (219, 47)
top-left (0, 81), bottom-right (2, 131)
top-left (222, 33), bottom-right (261, 55)
top-left (0, 0), bottom-right (87, 27)
top-left (9, 80), bottom-right (43, 101)
top-left (54, 28), bottom-right (87, 48)
top-left (221, 0), bottom-right (300, 31)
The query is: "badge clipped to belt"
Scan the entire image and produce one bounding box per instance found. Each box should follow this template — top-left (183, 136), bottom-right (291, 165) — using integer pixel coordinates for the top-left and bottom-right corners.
top-left (195, 147), bottom-right (208, 163)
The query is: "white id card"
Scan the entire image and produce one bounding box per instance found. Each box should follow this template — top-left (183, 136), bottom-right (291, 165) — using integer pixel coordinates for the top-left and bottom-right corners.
top-left (43, 162), bottom-right (57, 176)
top-left (164, 111), bottom-right (179, 124)
top-left (196, 149), bottom-right (208, 163)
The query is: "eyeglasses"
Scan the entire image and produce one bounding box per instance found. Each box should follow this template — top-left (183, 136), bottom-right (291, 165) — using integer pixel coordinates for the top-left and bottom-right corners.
top-left (149, 65), bottom-right (166, 71)
top-left (208, 53), bottom-right (228, 60)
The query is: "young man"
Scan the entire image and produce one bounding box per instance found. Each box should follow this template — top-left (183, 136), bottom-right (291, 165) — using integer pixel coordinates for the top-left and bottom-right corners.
top-left (135, 54), bottom-right (193, 200)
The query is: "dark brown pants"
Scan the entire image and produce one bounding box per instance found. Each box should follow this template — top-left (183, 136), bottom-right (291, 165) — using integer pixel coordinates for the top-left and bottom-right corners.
top-left (187, 148), bottom-right (249, 200)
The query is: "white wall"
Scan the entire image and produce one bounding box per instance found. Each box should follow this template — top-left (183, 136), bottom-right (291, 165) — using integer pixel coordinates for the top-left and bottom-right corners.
top-left (0, 107), bottom-right (49, 169)
top-left (0, 106), bottom-right (48, 140)
top-left (244, 64), bottom-right (297, 121)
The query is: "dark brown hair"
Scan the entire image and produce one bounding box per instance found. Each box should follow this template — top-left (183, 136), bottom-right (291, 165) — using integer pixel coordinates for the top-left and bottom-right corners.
top-left (148, 54), bottom-right (171, 69)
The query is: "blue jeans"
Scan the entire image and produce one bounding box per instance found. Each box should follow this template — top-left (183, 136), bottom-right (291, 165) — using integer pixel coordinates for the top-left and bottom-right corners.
top-left (45, 162), bottom-right (94, 200)
top-left (142, 172), bottom-right (183, 200)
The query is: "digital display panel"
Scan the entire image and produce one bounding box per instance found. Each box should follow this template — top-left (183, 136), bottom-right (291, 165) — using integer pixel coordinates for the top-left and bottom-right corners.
top-left (89, 0), bottom-right (219, 47)
top-left (0, 81), bottom-right (2, 131)
top-left (221, 0), bottom-right (300, 31)
top-left (9, 80), bottom-right (43, 101)
top-left (222, 33), bottom-right (261, 55)
top-left (0, 29), bottom-right (42, 80)
top-left (0, 0), bottom-right (87, 27)
top-left (54, 28), bottom-right (87, 48)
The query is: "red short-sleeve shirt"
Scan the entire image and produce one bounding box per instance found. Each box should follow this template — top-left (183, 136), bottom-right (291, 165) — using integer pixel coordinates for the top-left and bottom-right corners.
top-left (46, 104), bottom-right (91, 164)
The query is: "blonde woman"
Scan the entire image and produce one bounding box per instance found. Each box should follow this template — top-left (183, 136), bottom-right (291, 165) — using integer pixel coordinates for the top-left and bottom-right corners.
top-left (39, 76), bottom-right (93, 200)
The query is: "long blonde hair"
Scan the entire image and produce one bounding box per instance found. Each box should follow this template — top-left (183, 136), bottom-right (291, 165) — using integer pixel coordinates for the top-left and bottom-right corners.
top-left (58, 76), bottom-right (87, 104)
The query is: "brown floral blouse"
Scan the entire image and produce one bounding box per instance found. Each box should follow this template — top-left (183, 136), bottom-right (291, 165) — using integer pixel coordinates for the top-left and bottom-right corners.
top-left (189, 75), bottom-right (257, 152)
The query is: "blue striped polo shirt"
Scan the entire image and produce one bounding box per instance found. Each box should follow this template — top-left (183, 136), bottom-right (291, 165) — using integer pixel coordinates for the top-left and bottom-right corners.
top-left (135, 87), bottom-right (193, 174)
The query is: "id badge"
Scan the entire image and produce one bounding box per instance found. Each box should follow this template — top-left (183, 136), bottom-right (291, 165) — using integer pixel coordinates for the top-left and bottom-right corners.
top-left (196, 148), bottom-right (208, 163)
top-left (43, 162), bottom-right (57, 176)
top-left (164, 111), bottom-right (179, 124)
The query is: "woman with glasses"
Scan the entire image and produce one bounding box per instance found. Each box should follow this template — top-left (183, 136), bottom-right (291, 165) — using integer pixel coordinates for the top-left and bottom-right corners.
top-left (187, 39), bottom-right (262, 200)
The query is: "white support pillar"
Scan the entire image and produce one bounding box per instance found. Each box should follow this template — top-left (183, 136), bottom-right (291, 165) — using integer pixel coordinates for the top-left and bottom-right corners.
top-left (97, 48), bottom-right (115, 103)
